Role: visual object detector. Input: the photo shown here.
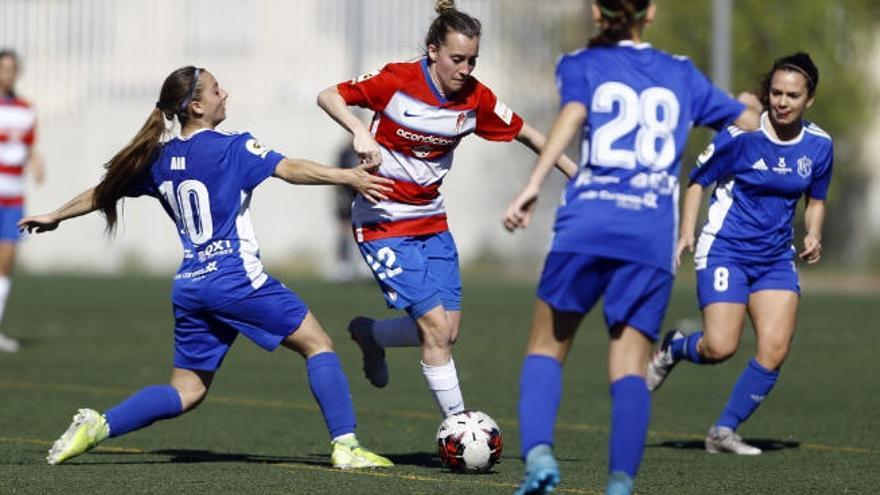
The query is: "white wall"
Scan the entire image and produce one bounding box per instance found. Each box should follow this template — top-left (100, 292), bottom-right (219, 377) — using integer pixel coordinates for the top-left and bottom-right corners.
top-left (2, 0), bottom-right (583, 274)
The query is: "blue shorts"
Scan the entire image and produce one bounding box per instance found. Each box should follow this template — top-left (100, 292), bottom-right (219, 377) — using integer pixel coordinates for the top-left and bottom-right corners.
top-left (172, 276), bottom-right (309, 371)
top-left (0, 206), bottom-right (23, 242)
top-left (357, 231), bottom-right (461, 319)
top-left (537, 252), bottom-right (674, 341)
top-left (696, 259), bottom-right (800, 309)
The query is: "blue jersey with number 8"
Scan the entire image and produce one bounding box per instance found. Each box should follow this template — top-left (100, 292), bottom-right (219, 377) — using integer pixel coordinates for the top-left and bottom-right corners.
top-left (551, 41), bottom-right (745, 273)
top-left (124, 129), bottom-right (284, 310)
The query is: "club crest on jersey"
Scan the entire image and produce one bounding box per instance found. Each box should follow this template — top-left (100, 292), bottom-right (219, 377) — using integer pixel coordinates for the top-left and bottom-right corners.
top-left (797, 155), bottom-right (813, 178)
top-left (455, 112), bottom-right (467, 133)
top-left (245, 138), bottom-right (270, 158)
top-left (772, 157), bottom-right (792, 175)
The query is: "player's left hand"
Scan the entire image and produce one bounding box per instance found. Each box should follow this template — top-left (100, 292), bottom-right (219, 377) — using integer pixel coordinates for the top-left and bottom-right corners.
top-left (799, 234), bottom-right (822, 264)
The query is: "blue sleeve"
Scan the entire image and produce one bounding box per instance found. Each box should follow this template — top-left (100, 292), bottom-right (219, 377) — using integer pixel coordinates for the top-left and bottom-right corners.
top-left (688, 129), bottom-right (740, 186)
top-left (555, 54), bottom-right (590, 107)
top-left (807, 142), bottom-right (833, 200)
top-left (232, 133), bottom-right (285, 190)
top-left (122, 170), bottom-right (156, 198)
top-left (687, 61), bottom-right (746, 131)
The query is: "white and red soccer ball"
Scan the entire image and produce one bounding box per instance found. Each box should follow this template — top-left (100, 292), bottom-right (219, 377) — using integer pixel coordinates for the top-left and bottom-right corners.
top-left (436, 410), bottom-right (503, 473)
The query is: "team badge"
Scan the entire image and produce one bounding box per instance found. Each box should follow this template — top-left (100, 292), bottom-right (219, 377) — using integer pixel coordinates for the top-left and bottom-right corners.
top-left (797, 155), bottom-right (813, 178)
top-left (245, 138), bottom-right (270, 158)
top-left (696, 143), bottom-right (715, 165)
top-left (455, 112), bottom-right (467, 133)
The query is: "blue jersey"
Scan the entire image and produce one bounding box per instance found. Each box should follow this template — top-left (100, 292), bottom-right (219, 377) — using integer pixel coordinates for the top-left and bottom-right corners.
top-left (691, 113), bottom-right (833, 267)
top-left (124, 129), bottom-right (284, 310)
top-left (550, 41), bottom-right (746, 273)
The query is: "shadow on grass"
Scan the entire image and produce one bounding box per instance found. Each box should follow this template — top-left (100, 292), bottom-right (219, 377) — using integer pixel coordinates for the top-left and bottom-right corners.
top-left (648, 439), bottom-right (800, 452)
top-left (81, 449), bottom-right (450, 469)
top-left (83, 449), bottom-right (329, 466)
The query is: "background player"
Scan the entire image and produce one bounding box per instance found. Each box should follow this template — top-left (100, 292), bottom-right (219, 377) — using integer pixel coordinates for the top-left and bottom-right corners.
top-left (647, 53), bottom-right (832, 456)
top-left (0, 48), bottom-right (45, 352)
top-left (317, 0), bottom-right (577, 418)
top-left (502, 1), bottom-right (761, 493)
top-left (20, 65), bottom-right (394, 469)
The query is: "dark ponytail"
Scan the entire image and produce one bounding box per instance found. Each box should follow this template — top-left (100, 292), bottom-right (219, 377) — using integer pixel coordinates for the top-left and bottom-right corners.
top-left (424, 0), bottom-right (482, 53)
top-left (759, 52), bottom-right (819, 108)
top-left (588, 0), bottom-right (651, 48)
top-left (93, 65), bottom-right (202, 231)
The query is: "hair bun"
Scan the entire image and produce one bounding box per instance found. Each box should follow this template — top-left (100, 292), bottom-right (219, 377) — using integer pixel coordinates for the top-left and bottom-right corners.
top-left (435, 0), bottom-right (456, 14)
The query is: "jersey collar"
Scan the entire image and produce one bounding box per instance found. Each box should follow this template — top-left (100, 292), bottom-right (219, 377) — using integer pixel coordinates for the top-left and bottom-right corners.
top-left (760, 112), bottom-right (805, 146)
top-left (617, 40), bottom-right (652, 50)
top-left (178, 127), bottom-right (214, 141)
top-left (421, 58), bottom-right (448, 105)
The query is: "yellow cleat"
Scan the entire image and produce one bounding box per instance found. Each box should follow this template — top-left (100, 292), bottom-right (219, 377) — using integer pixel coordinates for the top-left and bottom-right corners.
top-left (330, 437), bottom-right (393, 469)
top-left (47, 408), bottom-right (110, 465)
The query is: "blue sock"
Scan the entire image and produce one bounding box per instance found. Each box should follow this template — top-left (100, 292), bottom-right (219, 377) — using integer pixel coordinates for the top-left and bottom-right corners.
top-left (671, 331), bottom-right (705, 364)
top-left (518, 354), bottom-right (562, 458)
top-left (307, 352), bottom-right (357, 439)
top-left (609, 375), bottom-right (650, 478)
top-left (104, 384), bottom-right (183, 438)
top-left (716, 358), bottom-right (779, 430)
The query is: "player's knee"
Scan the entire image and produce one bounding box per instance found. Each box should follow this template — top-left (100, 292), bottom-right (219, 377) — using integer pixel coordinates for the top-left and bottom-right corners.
top-left (758, 342), bottom-right (790, 369)
top-left (419, 314), bottom-right (454, 349)
top-left (701, 339), bottom-right (737, 362)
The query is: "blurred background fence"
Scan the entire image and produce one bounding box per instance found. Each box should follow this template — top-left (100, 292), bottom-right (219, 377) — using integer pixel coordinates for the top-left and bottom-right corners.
top-left (1, 0), bottom-right (878, 277)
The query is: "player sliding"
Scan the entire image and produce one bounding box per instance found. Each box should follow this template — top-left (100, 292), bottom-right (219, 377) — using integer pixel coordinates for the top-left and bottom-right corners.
top-left (317, 0), bottom-right (576, 418)
top-left (502, 1), bottom-right (761, 493)
top-left (20, 65), bottom-right (394, 469)
top-left (647, 52), bottom-right (832, 455)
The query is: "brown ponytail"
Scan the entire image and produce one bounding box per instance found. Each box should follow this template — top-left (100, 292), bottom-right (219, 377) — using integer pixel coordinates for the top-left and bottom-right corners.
top-left (92, 66), bottom-right (202, 231)
top-left (589, 0), bottom-right (651, 48)
top-left (425, 0), bottom-right (482, 53)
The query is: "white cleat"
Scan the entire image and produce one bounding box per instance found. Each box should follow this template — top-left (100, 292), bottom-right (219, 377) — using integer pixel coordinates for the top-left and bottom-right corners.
top-left (47, 408), bottom-right (110, 465)
top-left (705, 426), bottom-right (762, 455)
top-left (647, 330), bottom-right (684, 392)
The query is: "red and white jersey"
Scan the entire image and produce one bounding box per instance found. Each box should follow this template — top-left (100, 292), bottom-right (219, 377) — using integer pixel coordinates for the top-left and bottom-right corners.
top-left (336, 59), bottom-right (523, 241)
top-left (0, 95), bottom-right (36, 205)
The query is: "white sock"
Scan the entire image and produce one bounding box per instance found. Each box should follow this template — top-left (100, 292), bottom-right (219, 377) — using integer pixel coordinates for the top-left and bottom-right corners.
top-left (332, 432), bottom-right (357, 444)
top-left (0, 276), bottom-right (10, 326)
top-left (373, 316), bottom-right (421, 347)
top-left (421, 358), bottom-right (465, 417)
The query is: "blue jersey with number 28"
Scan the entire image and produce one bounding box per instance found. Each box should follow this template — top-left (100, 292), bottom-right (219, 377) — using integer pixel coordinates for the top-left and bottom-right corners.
top-left (551, 41), bottom-right (745, 273)
top-left (125, 129), bottom-right (284, 310)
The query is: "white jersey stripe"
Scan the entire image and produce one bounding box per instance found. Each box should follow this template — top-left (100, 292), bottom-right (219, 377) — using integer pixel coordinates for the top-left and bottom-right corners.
top-left (694, 178), bottom-right (736, 270)
top-left (235, 190), bottom-right (267, 290)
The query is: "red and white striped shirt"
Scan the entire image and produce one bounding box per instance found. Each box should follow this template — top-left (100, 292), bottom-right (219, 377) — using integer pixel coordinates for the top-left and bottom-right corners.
top-left (336, 59), bottom-right (523, 242)
top-left (0, 96), bottom-right (36, 205)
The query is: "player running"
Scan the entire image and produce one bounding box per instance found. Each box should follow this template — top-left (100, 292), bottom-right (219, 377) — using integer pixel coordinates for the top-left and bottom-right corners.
top-left (647, 52), bottom-right (832, 456)
top-left (20, 66), bottom-right (394, 469)
top-left (502, 1), bottom-right (761, 494)
top-left (317, 0), bottom-right (576, 418)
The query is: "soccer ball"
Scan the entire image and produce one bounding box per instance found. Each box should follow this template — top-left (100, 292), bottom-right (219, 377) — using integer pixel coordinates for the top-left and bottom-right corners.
top-left (436, 410), bottom-right (503, 473)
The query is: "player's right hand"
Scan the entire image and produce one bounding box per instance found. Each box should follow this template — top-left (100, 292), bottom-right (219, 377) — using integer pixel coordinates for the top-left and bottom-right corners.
top-left (18, 214), bottom-right (60, 234)
top-left (353, 131), bottom-right (382, 167)
top-left (675, 234), bottom-right (695, 268)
